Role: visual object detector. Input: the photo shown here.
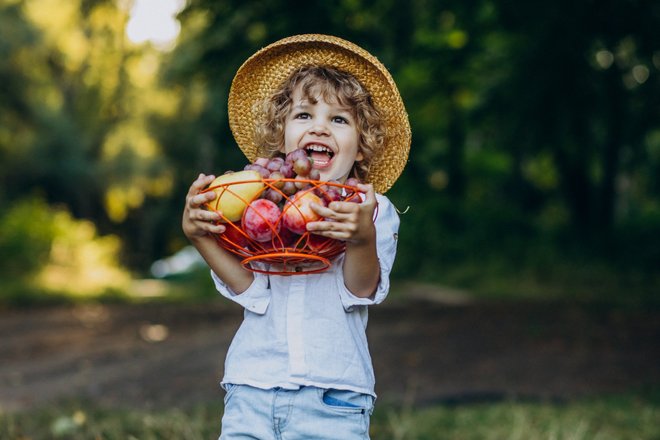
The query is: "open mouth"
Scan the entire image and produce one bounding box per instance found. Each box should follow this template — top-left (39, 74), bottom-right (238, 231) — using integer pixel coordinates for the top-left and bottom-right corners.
top-left (305, 144), bottom-right (334, 168)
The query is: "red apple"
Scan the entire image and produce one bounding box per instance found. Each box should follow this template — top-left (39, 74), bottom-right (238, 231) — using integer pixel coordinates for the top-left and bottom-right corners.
top-left (241, 199), bottom-right (281, 242)
top-left (282, 191), bottom-right (323, 235)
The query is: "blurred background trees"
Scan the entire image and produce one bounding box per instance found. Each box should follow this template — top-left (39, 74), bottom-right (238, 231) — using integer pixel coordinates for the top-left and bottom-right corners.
top-left (1, 0), bottom-right (658, 303)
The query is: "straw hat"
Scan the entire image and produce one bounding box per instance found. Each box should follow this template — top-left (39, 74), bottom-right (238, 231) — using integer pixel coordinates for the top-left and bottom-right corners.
top-left (228, 34), bottom-right (411, 194)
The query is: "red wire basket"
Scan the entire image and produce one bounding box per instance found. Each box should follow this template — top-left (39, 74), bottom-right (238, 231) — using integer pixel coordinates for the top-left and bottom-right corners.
top-left (203, 178), bottom-right (365, 275)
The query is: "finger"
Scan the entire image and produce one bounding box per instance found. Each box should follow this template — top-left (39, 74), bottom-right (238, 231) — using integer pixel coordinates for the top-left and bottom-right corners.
top-left (307, 218), bottom-right (356, 235)
top-left (188, 173), bottom-right (216, 197)
top-left (307, 225), bottom-right (351, 240)
top-left (356, 183), bottom-right (376, 205)
top-left (310, 202), bottom-right (345, 218)
top-left (190, 190), bottom-right (218, 209)
top-left (310, 204), bottom-right (359, 225)
top-left (196, 209), bottom-right (222, 223)
top-left (326, 198), bottom-right (363, 213)
top-left (195, 211), bottom-right (226, 232)
top-left (208, 223), bottom-right (226, 234)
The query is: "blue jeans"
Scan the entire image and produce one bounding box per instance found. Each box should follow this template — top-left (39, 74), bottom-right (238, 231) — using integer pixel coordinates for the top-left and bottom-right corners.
top-left (219, 384), bottom-right (374, 439)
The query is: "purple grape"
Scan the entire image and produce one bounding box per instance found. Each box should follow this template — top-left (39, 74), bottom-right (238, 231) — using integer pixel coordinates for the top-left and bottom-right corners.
top-left (279, 162), bottom-right (295, 178)
top-left (294, 175), bottom-right (312, 190)
top-left (243, 164), bottom-right (268, 177)
top-left (264, 188), bottom-right (283, 204)
top-left (324, 187), bottom-right (342, 203)
top-left (268, 171), bottom-right (285, 189)
top-left (255, 166), bottom-right (270, 178)
top-left (254, 157), bottom-right (269, 167)
top-left (293, 157), bottom-right (312, 177)
top-left (286, 148), bottom-right (308, 165)
top-left (266, 157), bottom-right (284, 172)
top-left (308, 168), bottom-right (321, 181)
top-left (315, 183), bottom-right (329, 198)
top-left (281, 181), bottom-right (297, 195)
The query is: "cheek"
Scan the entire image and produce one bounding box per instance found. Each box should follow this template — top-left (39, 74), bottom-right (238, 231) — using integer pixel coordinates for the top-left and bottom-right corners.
top-left (282, 129), bottom-right (295, 153)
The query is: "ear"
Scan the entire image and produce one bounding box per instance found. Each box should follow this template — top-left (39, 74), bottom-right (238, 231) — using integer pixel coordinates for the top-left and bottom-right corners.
top-left (355, 150), bottom-right (364, 162)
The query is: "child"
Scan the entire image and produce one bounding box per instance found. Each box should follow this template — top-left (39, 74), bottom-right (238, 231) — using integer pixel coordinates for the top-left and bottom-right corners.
top-left (182, 34), bottom-right (411, 439)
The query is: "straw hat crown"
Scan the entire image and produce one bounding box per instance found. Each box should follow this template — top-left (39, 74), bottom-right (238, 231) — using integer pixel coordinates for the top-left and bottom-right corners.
top-left (228, 34), bottom-right (411, 194)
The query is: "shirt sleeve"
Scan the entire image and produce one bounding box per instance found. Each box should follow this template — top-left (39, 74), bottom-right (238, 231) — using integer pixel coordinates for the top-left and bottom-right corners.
top-left (211, 269), bottom-right (271, 315)
top-left (337, 194), bottom-right (400, 311)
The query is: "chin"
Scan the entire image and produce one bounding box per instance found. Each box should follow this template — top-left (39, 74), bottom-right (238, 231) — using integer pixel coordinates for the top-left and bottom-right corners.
top-left (319, 168), bottom-right (349, 182)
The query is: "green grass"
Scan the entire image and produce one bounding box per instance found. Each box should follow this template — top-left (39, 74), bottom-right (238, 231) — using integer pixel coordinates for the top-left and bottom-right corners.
top-left (1, 391), bottom-right (658, 440)
top-left (372, 392), bottom-right (660, 440)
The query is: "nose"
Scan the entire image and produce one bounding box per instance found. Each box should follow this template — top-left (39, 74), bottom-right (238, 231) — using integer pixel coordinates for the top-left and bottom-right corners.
top-left (308, 120), bottom-right (330, 136)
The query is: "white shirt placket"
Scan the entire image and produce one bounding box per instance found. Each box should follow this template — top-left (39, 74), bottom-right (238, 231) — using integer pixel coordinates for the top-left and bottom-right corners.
top-left (287, 275), bottom-right (307, 378)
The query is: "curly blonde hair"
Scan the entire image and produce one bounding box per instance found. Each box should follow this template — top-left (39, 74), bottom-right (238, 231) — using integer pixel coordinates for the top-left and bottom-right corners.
top-left (254, 65), bottom-right (385, 182)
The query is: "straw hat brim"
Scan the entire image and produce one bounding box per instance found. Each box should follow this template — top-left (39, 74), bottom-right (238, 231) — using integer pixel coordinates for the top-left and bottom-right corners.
top-left (228, 34), bottom-right (411, 194)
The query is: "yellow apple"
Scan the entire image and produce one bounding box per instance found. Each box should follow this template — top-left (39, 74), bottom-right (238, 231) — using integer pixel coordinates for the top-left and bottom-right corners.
top-left (207, 170), bottom-right (264, 222)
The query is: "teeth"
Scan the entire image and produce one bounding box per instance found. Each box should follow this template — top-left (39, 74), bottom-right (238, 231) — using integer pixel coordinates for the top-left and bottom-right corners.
top-left (305, 144), bottom-right (333, 154)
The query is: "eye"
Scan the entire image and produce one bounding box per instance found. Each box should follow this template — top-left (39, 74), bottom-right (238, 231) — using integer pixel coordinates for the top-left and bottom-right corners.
top-left (332, 115), bottom-right (349, 124)
top-left (294, 112), bottom-right (311, 120)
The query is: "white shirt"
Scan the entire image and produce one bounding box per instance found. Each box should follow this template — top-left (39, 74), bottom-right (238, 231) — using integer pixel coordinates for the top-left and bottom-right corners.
top-left (211, 193), bottom-right (400, 397)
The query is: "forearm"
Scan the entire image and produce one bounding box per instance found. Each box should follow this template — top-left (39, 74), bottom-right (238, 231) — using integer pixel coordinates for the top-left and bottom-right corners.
top-left (342, 230), bottom-right (380, 298)
top-left (189, 234), bottom-right (254, 294)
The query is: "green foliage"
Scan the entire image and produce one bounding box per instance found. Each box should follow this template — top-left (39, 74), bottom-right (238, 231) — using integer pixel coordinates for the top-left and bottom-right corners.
top-left (0, 196), bottom-right (133, 307)
top-left (0, 197), bottom-right (56, 279)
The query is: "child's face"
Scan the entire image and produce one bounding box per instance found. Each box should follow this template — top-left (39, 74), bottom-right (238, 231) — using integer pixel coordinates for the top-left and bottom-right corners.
top-left (282, 85), bottom-right (362, 183)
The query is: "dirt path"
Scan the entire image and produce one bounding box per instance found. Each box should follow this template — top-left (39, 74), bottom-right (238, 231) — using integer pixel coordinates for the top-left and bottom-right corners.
top-left (1, 290), bottom-right (658, 411)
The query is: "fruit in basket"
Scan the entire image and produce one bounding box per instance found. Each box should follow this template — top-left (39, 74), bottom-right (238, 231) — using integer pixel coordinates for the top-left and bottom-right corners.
top-left (279, 161), bottom-right (294, 178)
top-left (263, 188), bottom-right (284, 204)
top-left (222, 222), bottom-right (249, 248)
top-left (242, 199), bottom-right (281, 242)
top-left (244, 164), bottom-right (270, 178)
top-left (208, 170), bottom-right (265, 222)
top-left (286, 149), bottom-right (313, 176)
top-left (210, 151), bottom-right (366, 262)
top-left (315, 182), bottom-right (343, 204)
top-left (307, 233), bottom-right (334, 252)
top-left (260, 225), bottom-right (300, 251)
top-left (266, 157), bottom-right (285, 172)
top-left (282, 191), bottom-right (323, 235)
top-left (281, 180), bottom-right (297, 196)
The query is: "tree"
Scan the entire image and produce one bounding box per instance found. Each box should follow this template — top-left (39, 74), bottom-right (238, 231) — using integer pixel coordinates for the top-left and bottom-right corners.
top-left (485, 0), bottom-right (660, 234)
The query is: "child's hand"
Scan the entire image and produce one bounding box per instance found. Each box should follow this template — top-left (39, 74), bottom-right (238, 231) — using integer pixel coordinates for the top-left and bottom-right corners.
top-left (306, 183), bottom-right (377, 245)
top-left (182, 173), bottom-right (226, 240)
